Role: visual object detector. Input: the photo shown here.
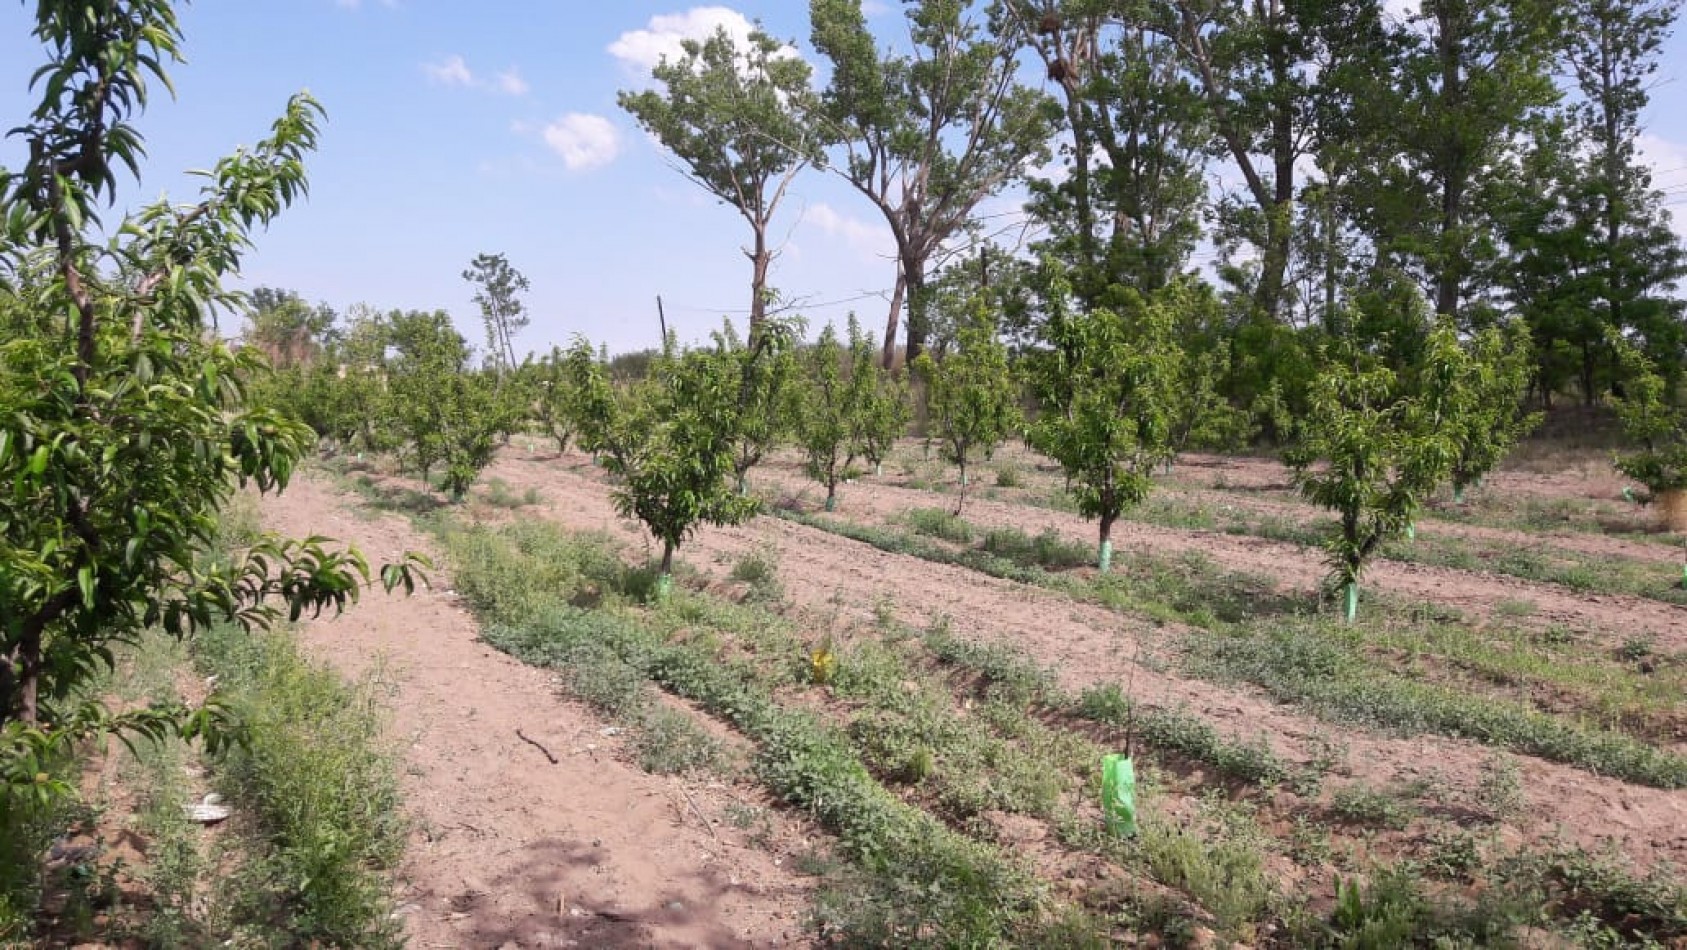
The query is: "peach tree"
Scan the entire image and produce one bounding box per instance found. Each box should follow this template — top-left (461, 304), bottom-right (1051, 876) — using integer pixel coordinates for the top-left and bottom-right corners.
top-left (1287, 316), bottom-right (1519, 621)
top-left (914, 306), bottom-right (1021, 515)
top-left (0, 0), bottom-right (421, 807)
top-left (1030, 280), bottom-right (1199, 572)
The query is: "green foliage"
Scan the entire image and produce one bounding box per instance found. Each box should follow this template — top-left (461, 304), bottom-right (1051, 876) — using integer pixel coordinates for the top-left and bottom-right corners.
top-left (0, 0), bottom-right (423, 854)
top-left (582, 331), bottom-right (785, 576)
top-left (979, 525), bottom-right (1093, 571)
top-left (618, 25), bottom-right (818, 328)
top-left (846, 315), bottom-right (911, 471)
top-left (795, 323), bottom-right (857, 510)
top-left (461, 251), bottom-right (530, 378)
top-left (1448, 323), bottom-right (1541, 495)
top-left (243, 287), bottom-right (337, 369)
top-left (194, 623), bottom-right (404, 947)
top-left (902, 507), bottom-right (975, 544)
top-left (1286, 317), bottom-right (1491, 608)
top-left (1609, 331), bottom-right (1687, 493)
top-left (808, 0), bottom-right (1055, 360)
top-left (712, 318), bottom-right (801, 490)
top-left (914, 305), bottom-right (1021, 513)
top-left (383, 310), bottom-right (509, 500)
top-left (1030, 271), bottom-right (1198, 567)
top-left (528, 346), bottom-right (580, 454)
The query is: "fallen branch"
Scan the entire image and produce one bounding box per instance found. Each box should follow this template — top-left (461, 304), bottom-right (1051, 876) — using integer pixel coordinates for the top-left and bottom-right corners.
top-left (515, 728), bottom-right (559, 764)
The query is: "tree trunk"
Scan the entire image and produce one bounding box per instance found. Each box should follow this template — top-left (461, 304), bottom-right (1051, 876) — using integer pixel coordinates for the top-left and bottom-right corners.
top-left (1581, 340), bottom-right (1597, 407)
top-left (1258, 28), bottom-right (1297, 323)
top-left (1098, 513), bottom-right (1116, 573)
top-left (953, 457), bottom-right (968, 516)
top-left (1434, 5), bottom-right (1467, 324)
top-left (903, 256), bottom-right (930, 366)
top-left (660, 541), bottom-right (675, 576)
top-left (825, 481), bottom-right (838, 512)
top-left (881, 265), bottom-right (906, 371)
top-left (15, 631), bottom-right (41, 725)
top-left (748, 226), bottom-right (771, 331)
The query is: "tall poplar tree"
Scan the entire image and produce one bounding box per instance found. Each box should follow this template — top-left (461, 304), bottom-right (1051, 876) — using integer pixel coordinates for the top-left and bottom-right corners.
top-left (810, 0), bottom-right (1055, 366)
top-left (619, 26), bottom-right (820, 329)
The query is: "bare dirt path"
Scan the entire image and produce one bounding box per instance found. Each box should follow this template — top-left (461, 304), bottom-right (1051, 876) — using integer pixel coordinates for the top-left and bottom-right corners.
top-left (755, 459), bottom-right (1687, 653)
top-left (260, 473), bottom-right (816, 949)
top-left (483, 452), bottom-right (1687, 872)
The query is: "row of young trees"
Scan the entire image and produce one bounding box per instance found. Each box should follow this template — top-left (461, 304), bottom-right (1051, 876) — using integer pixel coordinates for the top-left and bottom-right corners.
top-left (621, 0), bottom-right (1685, 415)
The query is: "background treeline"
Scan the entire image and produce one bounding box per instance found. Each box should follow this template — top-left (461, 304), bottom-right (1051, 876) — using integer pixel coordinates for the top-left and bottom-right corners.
top-left (617, 0), bottom-right (1685, 414)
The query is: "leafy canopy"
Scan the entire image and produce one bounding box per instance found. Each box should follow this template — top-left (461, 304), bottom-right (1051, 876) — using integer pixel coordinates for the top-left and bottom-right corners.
top-left (0, 0), bottom-right (422, 800)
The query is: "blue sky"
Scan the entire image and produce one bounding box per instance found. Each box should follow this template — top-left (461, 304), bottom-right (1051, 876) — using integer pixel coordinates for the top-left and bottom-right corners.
top-left (1, 2), bottom-right (1685, 358)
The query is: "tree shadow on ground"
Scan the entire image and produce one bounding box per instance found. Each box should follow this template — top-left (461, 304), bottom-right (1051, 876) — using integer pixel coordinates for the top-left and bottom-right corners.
top-left (431, 836), bottom-right (806, 949)
top-left (350, 474), bottom-right (446, 515)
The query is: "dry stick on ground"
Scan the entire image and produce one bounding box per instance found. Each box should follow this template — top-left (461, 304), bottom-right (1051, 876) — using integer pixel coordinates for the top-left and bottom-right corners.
top-left (678, 786), bottom-right (720, 841)
top-left (515, 728), bottom-right (559, 764)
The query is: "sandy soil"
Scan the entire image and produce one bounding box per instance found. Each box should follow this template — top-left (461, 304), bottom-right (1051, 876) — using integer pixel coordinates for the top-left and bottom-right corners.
top-left (259, 475), bottom-right (818, 949)
top-left (480, 451), bottom-right (1687, 873)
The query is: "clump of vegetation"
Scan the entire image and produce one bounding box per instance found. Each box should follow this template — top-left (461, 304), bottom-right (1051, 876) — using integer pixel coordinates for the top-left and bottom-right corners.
top-left (980, 525), bottom-right (1093, 570)
top-left (903, 507), bottom-right (976, 544)
top-left (194, 624), bottom-right (406, 947)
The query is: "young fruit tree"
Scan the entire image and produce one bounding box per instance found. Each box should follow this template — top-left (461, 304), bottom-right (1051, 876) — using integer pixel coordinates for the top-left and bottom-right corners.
top-left (1608, 331), bottom-right (1687, 509)
top-left (795, 323), bottom-right (858, 511)
top-left (1448, 323), bottom-right (1540, 504)
top-left (384, 310), bottom-right (510, 501)
top-left (583, 338), bottom-right (774, 596)
top-left (1286, 317), bottom-right (1506, 621)
top-left (713, 318), bottom-right (801, 494)
top-left (914, 306), bottom-right (1022, 515)
top-left (846, 315), bottom-right (911, 477)
top-left (527, 346), bottom-right (578, 455)
top-left (0, 0), bottom-right (422, 802)
top-left (1031, 281), bottom-right (1204, 572)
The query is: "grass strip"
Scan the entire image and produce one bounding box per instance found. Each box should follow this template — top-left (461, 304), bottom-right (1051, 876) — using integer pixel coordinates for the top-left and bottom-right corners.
top-left (191, 622), bottom-right (406, 948)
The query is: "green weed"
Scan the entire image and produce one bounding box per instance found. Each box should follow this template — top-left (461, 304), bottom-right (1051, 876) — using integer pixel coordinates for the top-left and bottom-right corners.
top-left (902, 507), bottom-right (976, 543)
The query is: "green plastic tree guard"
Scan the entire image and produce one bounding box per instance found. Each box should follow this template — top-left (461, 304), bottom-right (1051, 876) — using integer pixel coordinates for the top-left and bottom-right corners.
top-left (1101, 754), bottom-right (1138, 838)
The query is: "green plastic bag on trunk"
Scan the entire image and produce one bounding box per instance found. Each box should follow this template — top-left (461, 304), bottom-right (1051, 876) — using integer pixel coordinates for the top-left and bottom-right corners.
top-left (1101, 754), bottom-right (1137, 837)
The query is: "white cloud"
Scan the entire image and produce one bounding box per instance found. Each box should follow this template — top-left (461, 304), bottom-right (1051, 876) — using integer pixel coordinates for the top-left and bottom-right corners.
top-left (608, 6), bottom-right (763, 73)
top-left (495, 68), bottom-right (530, 96)
top-left (804, 202), bottom-right (894, 260)
top-left (543, 113), bottom-right (623, 171)
top-left (861, 1), bottom-right (892, 14)
top-left (423, 54), bottom-right (474, 87)
top-left (423, 56), bottom-right (530, 95)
